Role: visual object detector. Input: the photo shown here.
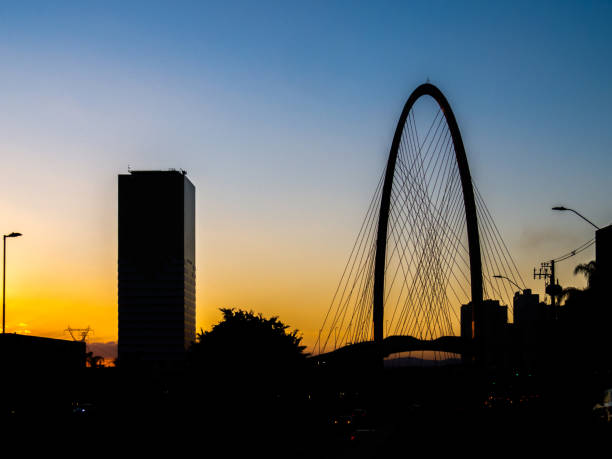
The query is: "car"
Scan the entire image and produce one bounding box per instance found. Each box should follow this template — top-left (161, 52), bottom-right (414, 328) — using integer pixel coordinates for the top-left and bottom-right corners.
top-left (330, 414), bottom-right (353, 427)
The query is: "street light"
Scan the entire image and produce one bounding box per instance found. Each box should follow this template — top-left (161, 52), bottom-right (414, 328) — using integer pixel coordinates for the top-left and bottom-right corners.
top-left (552, 206), bottom-right (600, 230)
top-left (492, 274), bottom-right (524, 293)
top-left (3, 232), bottom-right (22, 334)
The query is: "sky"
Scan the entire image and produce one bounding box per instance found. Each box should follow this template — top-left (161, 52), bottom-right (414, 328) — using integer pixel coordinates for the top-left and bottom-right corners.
top-left (1, 1), bottom-right (611, 358)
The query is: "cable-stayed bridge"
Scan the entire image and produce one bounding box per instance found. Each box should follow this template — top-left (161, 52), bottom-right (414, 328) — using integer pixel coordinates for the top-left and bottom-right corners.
top-left (315, 84), bottom-right (525, 364)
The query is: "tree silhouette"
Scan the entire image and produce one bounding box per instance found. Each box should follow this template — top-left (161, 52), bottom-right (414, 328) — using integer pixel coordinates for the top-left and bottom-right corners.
top-left (560, 286), bottom-right (585, 305)
top-left (190, 308), bottom-right (307, 381)
top-left (573, 260), bottom-right (598, 289)
top-left (188, 308), bottom-right (309, 425)
top-left (561, 260), bottom-right (597, 305)
top-left (188, 309), bottom-right (310, 444)
top-left (85, 351), bottom-right (104, 368)
top-left (560, 260), bottom-right (611, 371)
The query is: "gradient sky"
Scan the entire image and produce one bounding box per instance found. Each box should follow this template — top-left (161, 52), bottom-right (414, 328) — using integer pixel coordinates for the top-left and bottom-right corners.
top-left (1, 1), bottom-right (611, 356)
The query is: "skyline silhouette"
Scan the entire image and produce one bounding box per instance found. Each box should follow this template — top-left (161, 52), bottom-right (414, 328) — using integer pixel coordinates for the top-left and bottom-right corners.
top-left (1, 1), bottom-right (611, 358)
top-left (3, 3), bottom-right (612, 450)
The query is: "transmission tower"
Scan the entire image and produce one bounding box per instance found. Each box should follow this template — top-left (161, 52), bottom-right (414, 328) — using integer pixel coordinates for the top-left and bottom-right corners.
top-left (65, 325), bottom-right (93, 342)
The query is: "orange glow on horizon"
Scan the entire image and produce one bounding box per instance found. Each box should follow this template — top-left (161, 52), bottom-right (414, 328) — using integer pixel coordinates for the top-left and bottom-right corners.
top-left (1, 166), bottom-right (593, 357)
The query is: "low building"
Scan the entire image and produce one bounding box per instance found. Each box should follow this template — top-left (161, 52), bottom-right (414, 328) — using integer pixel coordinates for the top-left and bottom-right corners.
top-left (0, 333), bottom-right (85, 370)
top-left (0, 334), bottom-right (86, 414)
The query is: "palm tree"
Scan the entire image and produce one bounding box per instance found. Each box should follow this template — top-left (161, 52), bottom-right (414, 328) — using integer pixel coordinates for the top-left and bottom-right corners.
top-left (560, 260), bottom-right (597, 306)
top-left (573, 260), bottom-right (597, 289)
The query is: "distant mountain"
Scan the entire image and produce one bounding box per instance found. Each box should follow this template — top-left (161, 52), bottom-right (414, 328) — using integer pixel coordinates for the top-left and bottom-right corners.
top-left (383, 356), bottom-right (461, 368)
top-left (87, 341), bottom-right (117, 364)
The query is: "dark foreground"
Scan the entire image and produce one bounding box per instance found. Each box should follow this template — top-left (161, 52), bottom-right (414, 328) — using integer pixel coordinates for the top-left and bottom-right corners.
top-left (3, 363), bottom-right (611, 455)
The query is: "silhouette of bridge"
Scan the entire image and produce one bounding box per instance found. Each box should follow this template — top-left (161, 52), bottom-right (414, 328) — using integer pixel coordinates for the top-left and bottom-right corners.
top-left (315, 83), bottom-right (524, 363)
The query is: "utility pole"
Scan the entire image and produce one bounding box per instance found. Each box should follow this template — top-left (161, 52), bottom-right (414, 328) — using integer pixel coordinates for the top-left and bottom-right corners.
top-left (3, 232), bottom-right (22, 334)
top-left (534, 235), bottom-right (596, 309)
top-left (534, 260), bottom-right (560, 306)
top-left (550, 260), bottom-right (556, 307)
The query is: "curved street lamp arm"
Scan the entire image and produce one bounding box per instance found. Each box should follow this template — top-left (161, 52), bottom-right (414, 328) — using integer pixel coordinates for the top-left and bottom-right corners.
top-left (552, 206), bottom-right (600, 230)
top-left (493, 274), bottom-right (524, 293)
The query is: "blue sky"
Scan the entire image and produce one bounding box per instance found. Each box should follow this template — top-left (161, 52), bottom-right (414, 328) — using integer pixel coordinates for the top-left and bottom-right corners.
top-left (1, 1), bottom-right (611, 348)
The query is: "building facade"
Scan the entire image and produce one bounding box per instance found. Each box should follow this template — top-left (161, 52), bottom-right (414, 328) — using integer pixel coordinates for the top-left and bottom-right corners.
top-left (596, 224), bottom-right (612, 287)
top-left (512, 289), bottom-right (555, 370)
top-left (118, 170), bottom-right (196, 368)
top-left (461, 299), bottom-right (508, 365)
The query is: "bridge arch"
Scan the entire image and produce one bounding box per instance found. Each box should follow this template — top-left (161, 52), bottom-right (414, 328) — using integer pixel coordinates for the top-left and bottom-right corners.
top-left (372, 83), bottom-right (482, 344)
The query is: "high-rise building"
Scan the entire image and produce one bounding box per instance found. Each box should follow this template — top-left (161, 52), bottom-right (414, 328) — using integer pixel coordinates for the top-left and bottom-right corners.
top-left (118, 170), bottom-right (196, 368)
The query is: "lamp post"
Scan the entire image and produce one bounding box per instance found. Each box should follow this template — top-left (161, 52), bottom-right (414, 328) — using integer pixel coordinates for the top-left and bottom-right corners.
top-left (492, 274), bottom-right (524, 293)
top-left (552, 206), bottom-right (600, 230)
top-left (3, 232), bottom-right (22, 334)
top-left (552, 204), bottom-right (600, 291)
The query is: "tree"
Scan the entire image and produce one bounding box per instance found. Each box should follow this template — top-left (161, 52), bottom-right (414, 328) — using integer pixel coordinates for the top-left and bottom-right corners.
top-left (85, 351), bottom-right (105, 368)
top-left (191, 308), bottom-right (306, 369)
top-left (560, 260), bottom-right (611, 372)
top-left (560, 286), bottom-right (585, 305)
top-left (561, 260), bottom-right (597, 305)
top-left (189, 310), bottom-right (310, 439)
top-left (573, 260), bottom-right (598, 289)
top-left (190, 308), bottom-right (308, 405)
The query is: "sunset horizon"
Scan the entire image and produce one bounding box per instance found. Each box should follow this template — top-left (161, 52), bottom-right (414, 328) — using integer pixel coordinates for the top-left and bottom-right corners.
top-left (2, 1), bottom-right (611, 365)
